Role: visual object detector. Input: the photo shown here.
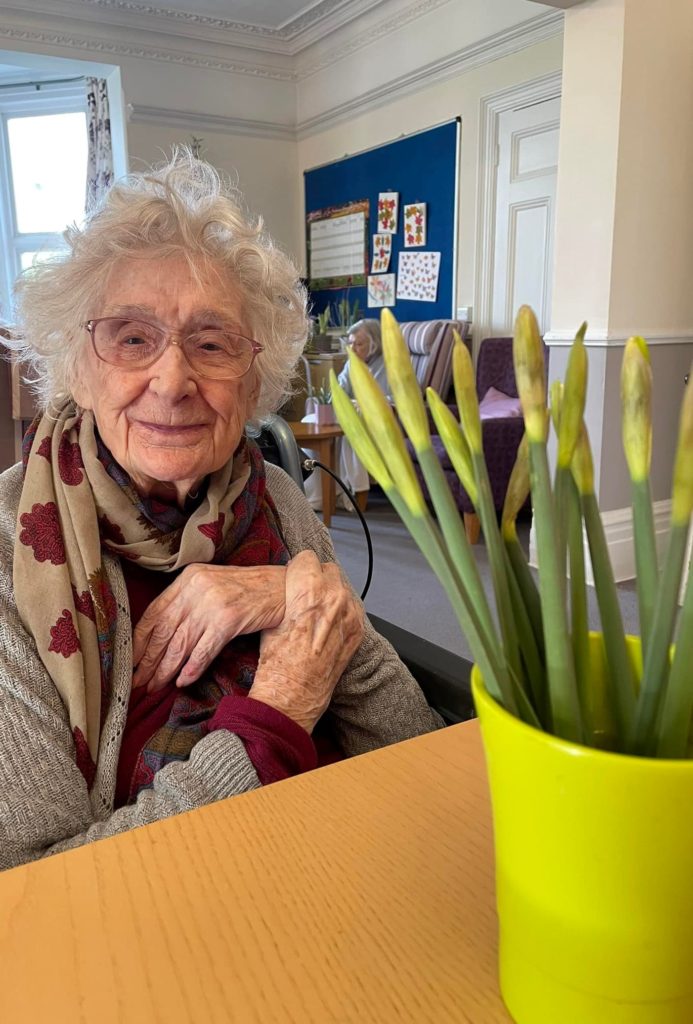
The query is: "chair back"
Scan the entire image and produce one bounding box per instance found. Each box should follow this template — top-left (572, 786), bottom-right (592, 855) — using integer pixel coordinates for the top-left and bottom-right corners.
top-left (476, 337), bottom-right (516, 400)
top-left (399, 320), bottom-right (470, 398)
top-left (475, 336), bottom-right (550, 401)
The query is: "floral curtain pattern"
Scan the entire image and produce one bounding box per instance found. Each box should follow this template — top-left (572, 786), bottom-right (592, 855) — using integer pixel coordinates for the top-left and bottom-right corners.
top-left (85, 78), bottom-right (114, 211)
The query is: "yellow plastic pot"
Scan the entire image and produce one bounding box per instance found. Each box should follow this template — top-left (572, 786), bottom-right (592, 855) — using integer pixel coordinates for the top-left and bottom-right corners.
top-left (472, 635), bottom-right (693, 1024)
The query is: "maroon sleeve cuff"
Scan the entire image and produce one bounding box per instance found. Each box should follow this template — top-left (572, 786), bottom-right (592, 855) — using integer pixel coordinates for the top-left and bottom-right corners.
top-left (202, 695), bottom-right (318, 785)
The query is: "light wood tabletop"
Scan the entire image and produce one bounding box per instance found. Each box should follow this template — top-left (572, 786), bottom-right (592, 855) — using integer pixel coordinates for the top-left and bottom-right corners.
top-left (0, 720), bottom-right (511, 1023)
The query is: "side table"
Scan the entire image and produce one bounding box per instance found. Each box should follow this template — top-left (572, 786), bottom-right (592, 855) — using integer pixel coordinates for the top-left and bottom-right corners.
top-left (286, 421), bottom-right (344, 528)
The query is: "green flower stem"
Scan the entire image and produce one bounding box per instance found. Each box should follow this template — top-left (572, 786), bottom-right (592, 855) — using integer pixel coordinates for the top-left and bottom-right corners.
top-left (631, 477), bottom-right (659, 659)
top-left (656, 558), bottom-right (693, 757)
top-left (417, 446), bottom-right (498, 651)
top-left (503, 526), bottom-right (544, 658)
top-left (504, 546), bottom-right (547, 722)
top-left (581, 492), bottom-right (637, 749)
top-left (388, 491), bottom-right (520, 717)
top-left (553, 466), bottom-right (571, 602)
top-left (567, 474), bottom-right (591, 737)
top-left (471, 450), bottom-right (525, 695)
top-left (529, 439), bottom-right (583, 743)
top-left (633, 521), bottom-right (690, 754)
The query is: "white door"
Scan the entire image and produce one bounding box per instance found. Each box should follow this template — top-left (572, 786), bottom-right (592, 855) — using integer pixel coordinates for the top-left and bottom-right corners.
top-left (490, 97), bottom-right (560, 335)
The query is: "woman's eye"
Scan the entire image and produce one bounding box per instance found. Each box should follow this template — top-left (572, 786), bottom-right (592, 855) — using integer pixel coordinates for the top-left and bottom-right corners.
top-left (122, 335), bottom-right (147, 346)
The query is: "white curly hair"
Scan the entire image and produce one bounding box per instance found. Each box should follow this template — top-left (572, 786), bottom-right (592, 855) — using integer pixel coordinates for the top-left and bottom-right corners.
top-left (9, 148), bottom-right (310, 429)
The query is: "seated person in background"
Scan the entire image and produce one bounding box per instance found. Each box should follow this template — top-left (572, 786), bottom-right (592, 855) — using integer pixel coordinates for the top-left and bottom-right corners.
top-left (0, 151), bottom-right (442, 871)
top-left (336, 318), bottom-right (389, 398)
top-left (305, 318), bottom-right (390, 510)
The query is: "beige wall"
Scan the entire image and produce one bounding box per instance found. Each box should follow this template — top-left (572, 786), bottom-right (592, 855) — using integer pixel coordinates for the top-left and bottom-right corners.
top-left (609, 0), bottom-right (693, 334)
top-left (127, 123), bottom-right (302, 263)
top-left (296, 35), bottom-right (564, 307)
top-left (549, 0), bottom-right (693, 522)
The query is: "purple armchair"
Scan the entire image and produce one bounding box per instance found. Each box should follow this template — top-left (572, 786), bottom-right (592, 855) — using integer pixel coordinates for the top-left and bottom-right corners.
top-left (408, 337), bottom-right (531, 544)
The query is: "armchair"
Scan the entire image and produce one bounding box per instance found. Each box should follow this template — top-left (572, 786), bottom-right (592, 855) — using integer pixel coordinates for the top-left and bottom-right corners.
top-left (407, 337), bottom-right (531, 544)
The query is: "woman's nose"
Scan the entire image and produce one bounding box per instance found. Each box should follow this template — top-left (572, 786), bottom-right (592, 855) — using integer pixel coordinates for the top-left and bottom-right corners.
top-left (147, 341), bottom-right (198, 398)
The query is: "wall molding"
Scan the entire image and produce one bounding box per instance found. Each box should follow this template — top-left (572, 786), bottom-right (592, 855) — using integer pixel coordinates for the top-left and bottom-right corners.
top-left (474, 68), bottom-right (563, 355)
top-left (544, 328), bottom-right (693, 347)
top-left (0, 7), bottom-right (564, 136)
top-left (296, 12), bottom-right (564, 137)
top-left (530, 498), bottom-right (674, 585)
top-left (127, 103), bottom-right (296, 140)
top-left (0, 23), bottom-right (296, 79)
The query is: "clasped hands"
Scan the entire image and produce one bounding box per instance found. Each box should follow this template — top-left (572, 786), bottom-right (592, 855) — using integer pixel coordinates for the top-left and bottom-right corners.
top-left (131, 551), bottom-right (364, 733)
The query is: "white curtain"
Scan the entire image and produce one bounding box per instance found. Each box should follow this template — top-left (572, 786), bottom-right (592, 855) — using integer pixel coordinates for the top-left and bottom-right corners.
top-left (85, 78), bottom-right (114, 210)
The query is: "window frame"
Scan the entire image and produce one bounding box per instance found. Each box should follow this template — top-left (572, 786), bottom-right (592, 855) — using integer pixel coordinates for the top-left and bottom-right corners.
top-left (0, 80), bottom-right (87, 319)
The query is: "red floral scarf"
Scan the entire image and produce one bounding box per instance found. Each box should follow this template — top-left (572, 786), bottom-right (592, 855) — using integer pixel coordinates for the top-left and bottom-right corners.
top-left (15, 402), bottom-right (288, 789)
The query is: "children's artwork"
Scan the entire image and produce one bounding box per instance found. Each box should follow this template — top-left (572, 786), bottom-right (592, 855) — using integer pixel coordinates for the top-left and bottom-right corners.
top-left (377, 192), bottom-right (399, 234)
top-left (404, 202), bottom-right (427, 247)
top-left (367, 274), bottom-right (396, 308)
top-left (396, 251), bottom-right (441, 302)
top-left (371, 233), bottom-right (392, 273)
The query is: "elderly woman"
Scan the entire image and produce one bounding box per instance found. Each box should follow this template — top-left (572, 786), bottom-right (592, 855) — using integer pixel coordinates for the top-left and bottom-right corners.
top-left (0, 154), bottom-right (441, 871)
top-left (305, 319), bottom-right (390, 510)
top-left (336, 318), bottom-right (389, 398)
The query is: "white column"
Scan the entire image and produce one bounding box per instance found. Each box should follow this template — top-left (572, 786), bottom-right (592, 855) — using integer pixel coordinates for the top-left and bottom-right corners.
top-left (545, 0), bottom-right (693, 577)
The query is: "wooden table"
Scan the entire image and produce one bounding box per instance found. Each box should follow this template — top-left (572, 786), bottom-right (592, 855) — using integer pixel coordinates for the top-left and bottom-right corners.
top-left (0, 721), bottom-right (510, 1023)
top-left (287, 420), bottom-right (344, 527)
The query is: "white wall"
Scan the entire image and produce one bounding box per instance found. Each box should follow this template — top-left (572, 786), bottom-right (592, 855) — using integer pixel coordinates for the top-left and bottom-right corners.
top-left (296, 35), bottom-right (564, 307)
top-left (127, 123), bottom-right (302, 263)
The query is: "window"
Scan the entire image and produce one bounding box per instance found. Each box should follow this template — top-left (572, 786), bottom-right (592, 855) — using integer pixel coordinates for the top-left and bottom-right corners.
top-left (0, 80), bottom-right (87, 319)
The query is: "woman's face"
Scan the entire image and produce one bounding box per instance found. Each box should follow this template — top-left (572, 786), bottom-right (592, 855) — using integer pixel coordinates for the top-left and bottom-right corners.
top-left (73, 255), bottom-right (260, 506)
top-left (348, 328), bottom-right (371, 362)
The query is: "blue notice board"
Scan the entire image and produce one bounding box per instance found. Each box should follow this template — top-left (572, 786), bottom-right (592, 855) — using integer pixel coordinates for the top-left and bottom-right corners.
top-left (304, 119), bottom-right (459, 324)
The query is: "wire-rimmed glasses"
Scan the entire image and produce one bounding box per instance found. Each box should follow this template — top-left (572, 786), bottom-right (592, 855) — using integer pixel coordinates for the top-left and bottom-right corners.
top-left (84, 317), bottom-right (263, 381)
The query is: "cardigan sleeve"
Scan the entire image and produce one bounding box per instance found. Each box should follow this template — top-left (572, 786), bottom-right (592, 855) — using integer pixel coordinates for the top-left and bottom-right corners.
top-left (0, 465), bottom-right (266, 871)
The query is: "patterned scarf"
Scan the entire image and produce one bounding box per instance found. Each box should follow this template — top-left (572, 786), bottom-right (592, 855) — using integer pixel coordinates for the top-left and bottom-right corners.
top-left (14, 402), bottom-right (289, 791)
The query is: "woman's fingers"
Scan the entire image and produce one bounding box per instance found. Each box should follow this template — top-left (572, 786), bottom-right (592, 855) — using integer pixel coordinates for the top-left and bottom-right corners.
top-left (249, 553), bottom-right (365, 733)
top-left (131, 580), bottom-right (182, 671)
top-left (132, 564), bottom-right (288, 693)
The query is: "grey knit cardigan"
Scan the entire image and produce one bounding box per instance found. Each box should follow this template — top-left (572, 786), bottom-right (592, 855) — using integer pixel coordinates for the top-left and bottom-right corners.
top-left (0, 461), bottom-right (442, 871)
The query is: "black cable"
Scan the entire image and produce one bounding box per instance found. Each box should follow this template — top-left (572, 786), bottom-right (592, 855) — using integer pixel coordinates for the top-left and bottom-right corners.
top-left (301, 458), bottom-right (374, 601)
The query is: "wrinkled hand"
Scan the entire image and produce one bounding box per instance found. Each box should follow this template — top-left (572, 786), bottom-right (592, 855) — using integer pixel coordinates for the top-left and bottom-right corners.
top-left (132, 564), bottom-right (287, 693)
top-left (249, 550), bottom-right (364, 733)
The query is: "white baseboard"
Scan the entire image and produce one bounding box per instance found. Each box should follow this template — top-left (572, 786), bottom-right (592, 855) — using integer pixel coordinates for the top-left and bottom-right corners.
top-left (528, 499), bottom-right (673, 584)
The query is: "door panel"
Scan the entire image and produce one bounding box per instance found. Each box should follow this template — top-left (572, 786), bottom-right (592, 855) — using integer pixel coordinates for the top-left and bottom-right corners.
top-left (491, 98), bottom-right (560, 335)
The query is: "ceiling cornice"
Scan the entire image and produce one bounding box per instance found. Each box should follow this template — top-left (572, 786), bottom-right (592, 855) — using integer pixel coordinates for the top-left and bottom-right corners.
top-left (296, 10), bottom-right (564, 132)
top-left (3, 0), bottom-right (387, 55)
top-left (296, 0), bottom-right (450, 79)
top-left (0, 20), bottom-right (297, 79)
top-left (125, 10), bottom-right (564, 142)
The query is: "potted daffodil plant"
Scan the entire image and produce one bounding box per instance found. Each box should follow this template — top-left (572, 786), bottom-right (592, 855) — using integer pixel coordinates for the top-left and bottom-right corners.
top-left (330, 306), bottom-right (693, 1024)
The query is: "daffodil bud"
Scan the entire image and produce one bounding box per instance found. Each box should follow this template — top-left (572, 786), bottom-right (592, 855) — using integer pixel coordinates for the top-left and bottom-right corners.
top-left (452, 334), bottom-right (482, 454)
top-left (550, 379), bottom-right (563, 434)
top-left (502, 433), bottom-right (530, 537)
top-left (426, 388), bottom-right (478, 505)
top-left (557, 323), bottom-right (588, 469)
top-left (621, 337), bottom-right (652, 484)
top-left (671, 365), bottom-right (693, 526)
top-left (330, 371), bottom-right (393, 490)
top-left (380, 308), bottom-right (431, 453)
top-left (347, 352), bottom-right (427, 516)
top-left (513, 305), bottom-right (547, 444)
top-left (571, 422), bottom-right (595, 497)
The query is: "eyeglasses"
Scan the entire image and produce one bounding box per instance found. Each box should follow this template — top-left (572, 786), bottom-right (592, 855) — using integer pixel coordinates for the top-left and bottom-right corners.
top-left (84, 317), bottom-right (263, 381)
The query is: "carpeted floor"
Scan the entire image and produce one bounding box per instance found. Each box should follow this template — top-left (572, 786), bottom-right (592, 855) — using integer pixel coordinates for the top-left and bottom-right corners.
top-left (329, 487), bottom-right (640, 660)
